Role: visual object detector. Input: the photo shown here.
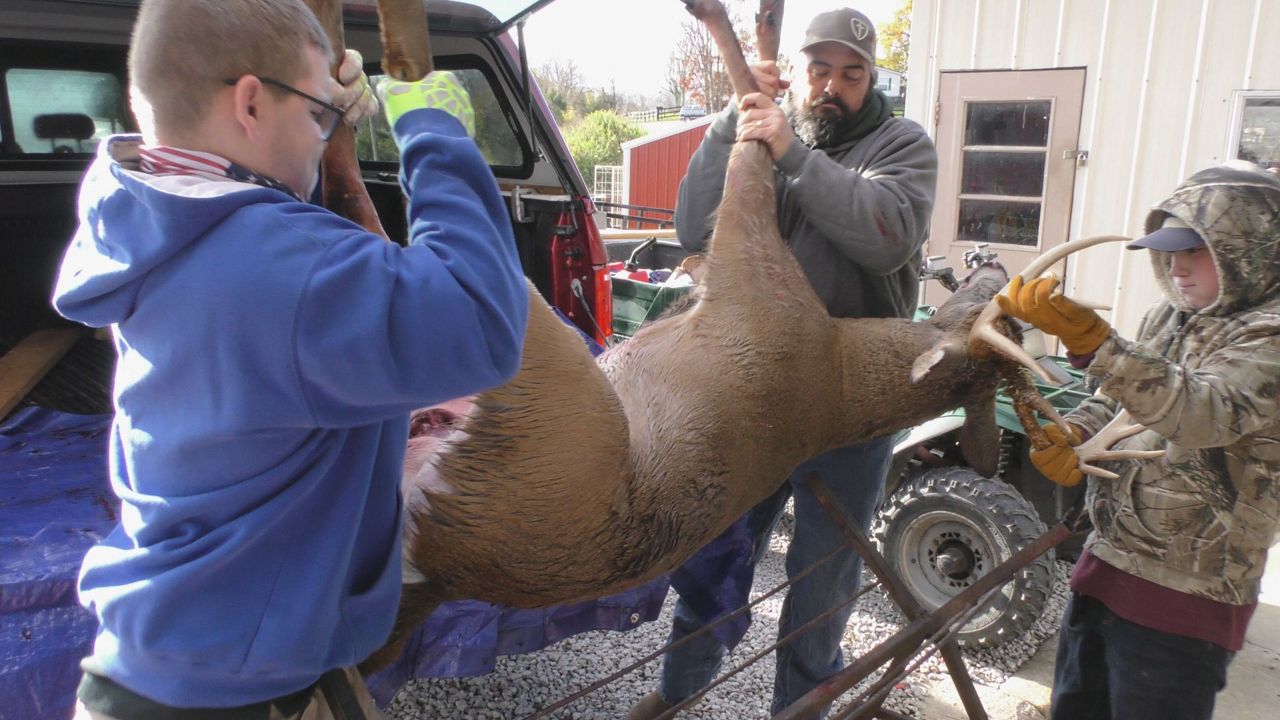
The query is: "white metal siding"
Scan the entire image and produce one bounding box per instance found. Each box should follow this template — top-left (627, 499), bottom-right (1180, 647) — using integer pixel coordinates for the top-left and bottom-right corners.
top-left (907, 0), bottom-right (1279, 337)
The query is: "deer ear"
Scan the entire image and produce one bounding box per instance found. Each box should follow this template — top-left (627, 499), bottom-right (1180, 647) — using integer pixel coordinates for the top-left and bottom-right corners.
top-left (910, 341), bottom-right (962, 383)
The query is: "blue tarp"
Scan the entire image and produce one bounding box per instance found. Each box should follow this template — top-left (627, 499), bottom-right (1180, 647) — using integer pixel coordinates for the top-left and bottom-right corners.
top-left (0, 407), bottom-right (683, 718)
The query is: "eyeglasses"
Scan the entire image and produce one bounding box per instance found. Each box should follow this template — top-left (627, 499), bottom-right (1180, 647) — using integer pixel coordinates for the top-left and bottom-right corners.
top-left (223, 76), bottom-right (346, 141)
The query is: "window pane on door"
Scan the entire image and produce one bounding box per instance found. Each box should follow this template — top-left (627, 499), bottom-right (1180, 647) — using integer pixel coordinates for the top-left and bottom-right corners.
top-left (961, 151), bottom-right (1046, 196)
top-left (964, 101), bottom-right (1051, 146)
top-left (958, 199), bottom-right (1041, 246)
top-left (1236, 96), bottom-right (1280, 172)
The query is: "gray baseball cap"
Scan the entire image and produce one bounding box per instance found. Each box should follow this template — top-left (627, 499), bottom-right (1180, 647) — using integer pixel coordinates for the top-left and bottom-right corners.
top-left (1127, 216), bottom-right (1206, 251)
top-left (798, 8), bottom-right (877, 64)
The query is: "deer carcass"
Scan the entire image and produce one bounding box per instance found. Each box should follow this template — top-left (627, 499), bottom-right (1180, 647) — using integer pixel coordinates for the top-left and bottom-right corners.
top-left (357, 0), bottom-right (1074, 671)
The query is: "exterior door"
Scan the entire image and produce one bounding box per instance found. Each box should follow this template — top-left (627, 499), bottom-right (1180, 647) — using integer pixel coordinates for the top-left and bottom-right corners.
top-left (925, 69), bottom-right (1086, 307)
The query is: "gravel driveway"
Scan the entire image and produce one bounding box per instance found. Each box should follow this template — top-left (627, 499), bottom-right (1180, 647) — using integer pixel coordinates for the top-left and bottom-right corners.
top-left (386, 504), bottom-right (1071, 719)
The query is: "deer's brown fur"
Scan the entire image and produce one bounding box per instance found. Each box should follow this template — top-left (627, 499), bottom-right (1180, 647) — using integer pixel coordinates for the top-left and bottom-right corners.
top-left (360, 0), bottom-right (1038, 673)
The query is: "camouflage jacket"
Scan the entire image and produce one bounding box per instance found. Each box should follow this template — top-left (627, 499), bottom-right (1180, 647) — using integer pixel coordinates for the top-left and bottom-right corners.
top-left (1070, 164), bottom-right (1280, 605)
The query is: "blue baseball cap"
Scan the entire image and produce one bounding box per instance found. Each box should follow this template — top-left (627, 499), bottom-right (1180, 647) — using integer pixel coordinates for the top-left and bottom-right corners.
top-left (1127, 216), bottom-right (1205, 251)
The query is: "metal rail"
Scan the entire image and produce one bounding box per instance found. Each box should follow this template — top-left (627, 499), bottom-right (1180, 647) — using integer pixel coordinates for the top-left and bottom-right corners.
top-left (519, 473), bottom-right (1074, 719)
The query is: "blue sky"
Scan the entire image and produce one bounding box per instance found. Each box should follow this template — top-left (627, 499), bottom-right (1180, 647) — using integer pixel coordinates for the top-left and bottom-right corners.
top-left (523, 0), bottom-right (904, 99)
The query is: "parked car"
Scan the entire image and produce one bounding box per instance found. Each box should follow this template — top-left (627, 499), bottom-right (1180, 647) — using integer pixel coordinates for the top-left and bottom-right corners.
top-left (679, 103), bottom-right (707, 121)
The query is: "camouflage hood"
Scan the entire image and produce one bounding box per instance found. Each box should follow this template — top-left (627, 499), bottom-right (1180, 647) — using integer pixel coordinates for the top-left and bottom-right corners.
top-left (1143, 161), bottom-right (1280, 316)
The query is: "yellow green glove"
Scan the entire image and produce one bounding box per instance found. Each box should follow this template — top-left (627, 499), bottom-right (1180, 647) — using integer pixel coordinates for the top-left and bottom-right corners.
top-left (377, 71), bottom-right (475, 137)
top-left (1030, 423), bottom-right (1085, 487)
top-left (996, 276), bottom-right (1111, 356)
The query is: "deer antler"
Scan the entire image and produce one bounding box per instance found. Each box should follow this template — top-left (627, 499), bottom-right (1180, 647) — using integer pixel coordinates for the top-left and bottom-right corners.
top-left (971, 235), bottom-right (1131, 382)
top-left (968, 235), bottom-right (1133, 439)
top-left (1074, 408), bottom-right (1163, 479)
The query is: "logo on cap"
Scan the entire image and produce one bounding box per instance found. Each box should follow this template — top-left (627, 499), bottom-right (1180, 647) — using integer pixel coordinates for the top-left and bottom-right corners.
top-left (850, 18), bottom-right (870, 41)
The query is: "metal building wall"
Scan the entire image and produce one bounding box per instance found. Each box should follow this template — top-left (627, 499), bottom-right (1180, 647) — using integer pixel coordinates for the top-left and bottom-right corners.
top-left (906, 0), bottom-right (1280, 336)
top-left (622, 119), bottom-right (713, 215)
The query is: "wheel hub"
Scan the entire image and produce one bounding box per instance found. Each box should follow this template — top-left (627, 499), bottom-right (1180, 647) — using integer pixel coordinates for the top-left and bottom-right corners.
top-left (933, 540), bottom-right (975, 579)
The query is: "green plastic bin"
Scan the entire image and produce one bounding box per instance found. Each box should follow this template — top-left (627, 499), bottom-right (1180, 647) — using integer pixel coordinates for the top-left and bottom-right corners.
top-left (610, 276), bottom-right (692, 340)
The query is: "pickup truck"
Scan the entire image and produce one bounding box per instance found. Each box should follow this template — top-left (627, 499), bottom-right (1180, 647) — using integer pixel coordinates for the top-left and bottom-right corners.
top-left (0, 0), bottom-right (614, 416)
top-left (0, 2), bottom-right (659, 718)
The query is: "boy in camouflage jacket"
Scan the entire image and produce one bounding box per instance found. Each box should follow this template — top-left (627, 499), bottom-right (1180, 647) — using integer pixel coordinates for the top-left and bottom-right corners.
top-left (998, 161), bottom-right (1280, 720)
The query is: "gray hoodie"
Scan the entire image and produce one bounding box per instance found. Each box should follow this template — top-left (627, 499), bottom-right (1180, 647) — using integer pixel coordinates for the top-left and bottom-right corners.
top-left (675, 104), bottom-right (938, 320)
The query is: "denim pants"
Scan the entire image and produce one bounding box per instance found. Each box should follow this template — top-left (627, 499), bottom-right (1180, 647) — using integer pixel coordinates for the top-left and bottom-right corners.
top-left (658, 437), bottom-right (894, 717)
top-left (1051, 593), bottom-right (1234, 720)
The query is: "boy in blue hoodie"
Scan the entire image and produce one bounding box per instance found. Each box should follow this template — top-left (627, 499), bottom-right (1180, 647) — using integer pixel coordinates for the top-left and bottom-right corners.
top-left (58, 0), bottom-right (529, 717)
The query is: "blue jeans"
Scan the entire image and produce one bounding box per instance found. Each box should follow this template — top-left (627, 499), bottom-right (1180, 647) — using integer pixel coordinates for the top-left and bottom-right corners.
top-left (658, 438), bottom-right (893, 717)
top-left (1051, 593), bottom-right (1234, 720)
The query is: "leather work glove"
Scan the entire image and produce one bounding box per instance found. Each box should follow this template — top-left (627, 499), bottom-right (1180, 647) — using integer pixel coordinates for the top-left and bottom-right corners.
top-left (996, 276), bottom-right (1111, 356)
top-left (329, 49), bottom-right (379, 126)
top-left (378, 71), bottom-right (476, 138)
top-left (1030, 423), bottom-right (1085, 487)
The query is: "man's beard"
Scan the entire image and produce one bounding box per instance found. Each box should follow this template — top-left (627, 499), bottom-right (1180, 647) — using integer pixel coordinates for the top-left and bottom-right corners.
top-left (786, 90), bottom-right (858, 149)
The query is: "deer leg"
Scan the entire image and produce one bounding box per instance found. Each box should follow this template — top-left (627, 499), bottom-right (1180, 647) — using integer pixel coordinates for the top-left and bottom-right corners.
top-left (681, 1), bottom-right (761, 98)
top-left (376, 0), bottom-right (434, 80)
top-left (302, 0), bottom-right (388, 237)
top-left (754, 1), bottom-right (787, 63)
top-left (679, 0), bottom-right (825, 315)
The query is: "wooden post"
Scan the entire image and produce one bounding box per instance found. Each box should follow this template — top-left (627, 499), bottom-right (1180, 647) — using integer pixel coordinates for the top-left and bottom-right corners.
top-left (0, 328), bottom-right (82, 420)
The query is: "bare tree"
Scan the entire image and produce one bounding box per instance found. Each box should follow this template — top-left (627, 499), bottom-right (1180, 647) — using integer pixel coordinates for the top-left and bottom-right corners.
top-left (534, 59), bottom-right (587, 125)
top-left (662, 55), bottom-right (686, 108)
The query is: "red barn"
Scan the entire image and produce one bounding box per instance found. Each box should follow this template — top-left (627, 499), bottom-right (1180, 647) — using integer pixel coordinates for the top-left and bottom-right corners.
top-left (621, 116), bottom-right (715, 224)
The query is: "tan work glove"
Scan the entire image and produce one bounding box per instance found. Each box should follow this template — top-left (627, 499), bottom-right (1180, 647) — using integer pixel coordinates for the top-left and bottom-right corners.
top-left (996, 276), bottom-right (1111, 356)
top-left (328, 49), bottom-right (379, 126)
top-left (1031, 423), bottom-right (1085, 487)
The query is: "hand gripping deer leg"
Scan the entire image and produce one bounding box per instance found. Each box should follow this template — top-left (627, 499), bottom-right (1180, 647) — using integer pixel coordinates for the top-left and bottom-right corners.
top-left (1074, 409), bottom-right (1164, 479)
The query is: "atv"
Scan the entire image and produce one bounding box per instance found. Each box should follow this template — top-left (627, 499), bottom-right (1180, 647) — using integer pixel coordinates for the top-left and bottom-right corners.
top-left (872, 244), bottom-right (1092, 649)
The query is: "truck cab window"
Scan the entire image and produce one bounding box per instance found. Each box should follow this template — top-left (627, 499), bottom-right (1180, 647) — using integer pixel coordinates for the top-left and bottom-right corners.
top-left (4, 68), bottom-right (128, 155)
top-left (355, 67), bottom-right (524, 169)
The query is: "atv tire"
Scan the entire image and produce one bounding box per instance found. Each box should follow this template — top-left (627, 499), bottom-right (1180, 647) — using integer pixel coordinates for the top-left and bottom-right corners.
top-left (871, 466), bottom-right (1055, 649)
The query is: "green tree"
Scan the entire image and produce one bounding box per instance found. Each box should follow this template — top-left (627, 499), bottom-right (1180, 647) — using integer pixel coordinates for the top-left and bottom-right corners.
top-left (564, 110), bottom-right (644, 191)
top-left (879, 0), bottom-right (912, 74)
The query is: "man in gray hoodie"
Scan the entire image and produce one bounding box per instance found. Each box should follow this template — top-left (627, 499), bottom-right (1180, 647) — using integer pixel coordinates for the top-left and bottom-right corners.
top-left (627, 8), bottom-right (937, 719)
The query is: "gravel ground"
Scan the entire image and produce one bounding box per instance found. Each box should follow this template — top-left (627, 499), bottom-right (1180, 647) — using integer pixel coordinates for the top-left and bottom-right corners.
top-left (386, 504), bottom-right (1071, 719)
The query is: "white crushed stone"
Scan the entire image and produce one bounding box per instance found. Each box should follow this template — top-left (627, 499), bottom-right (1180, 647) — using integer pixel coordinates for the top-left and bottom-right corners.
top-left (386, 502), bottom-right (1071, 719)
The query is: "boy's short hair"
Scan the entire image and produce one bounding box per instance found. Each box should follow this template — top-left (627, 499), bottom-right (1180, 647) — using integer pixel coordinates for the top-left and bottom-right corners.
top-left (129, 0), bottom-right (334, 137)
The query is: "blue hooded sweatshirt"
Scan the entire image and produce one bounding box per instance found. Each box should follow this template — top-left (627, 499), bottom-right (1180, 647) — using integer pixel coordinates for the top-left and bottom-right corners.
top-left (52, 109), bottom-right (529, 707)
